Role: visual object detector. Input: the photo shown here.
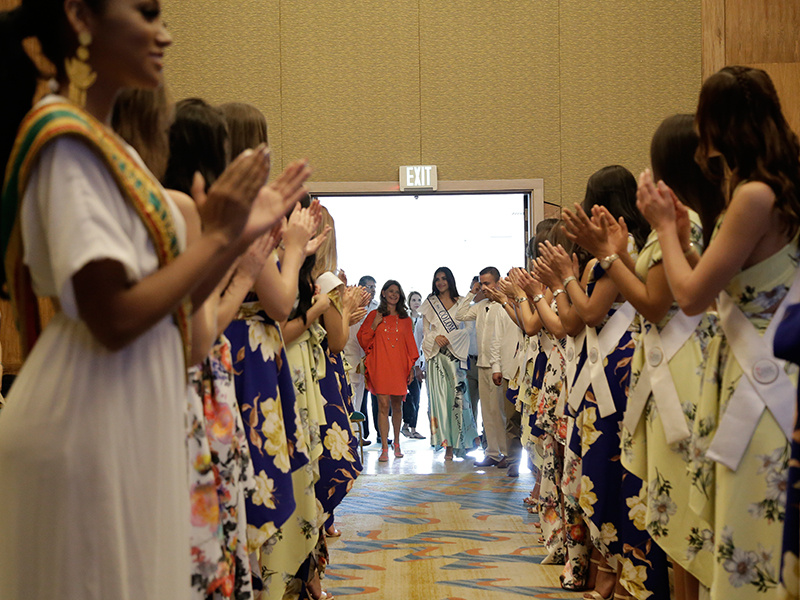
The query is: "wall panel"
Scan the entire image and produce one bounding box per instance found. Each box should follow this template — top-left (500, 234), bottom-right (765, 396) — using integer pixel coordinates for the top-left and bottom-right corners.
top-left (279, 1), bottom-right (421, 182)
top-left (162, 1), bottom-right (284, 168)
top-left (419, 0), bottom-right (561, 198)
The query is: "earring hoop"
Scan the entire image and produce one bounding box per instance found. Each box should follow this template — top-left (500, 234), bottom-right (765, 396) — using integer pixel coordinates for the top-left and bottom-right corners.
top-left (65, 30), bottom-right (97, 107)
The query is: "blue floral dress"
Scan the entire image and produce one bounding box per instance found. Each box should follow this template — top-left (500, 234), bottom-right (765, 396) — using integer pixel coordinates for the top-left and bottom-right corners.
top-left (225, 293), bottom-right (309, 597)
top-left (317, 293), bottom-right (362, 526)
top-left (570, 262), bottom-right (669, 599)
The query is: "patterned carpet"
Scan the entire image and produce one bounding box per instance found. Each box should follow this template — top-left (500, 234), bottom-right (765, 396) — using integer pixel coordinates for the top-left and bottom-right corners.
top-left (324, 471), bottom-right (585, 599)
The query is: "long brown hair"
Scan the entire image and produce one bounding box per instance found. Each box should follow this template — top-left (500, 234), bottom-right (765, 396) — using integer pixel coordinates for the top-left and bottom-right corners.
top-left (112, 87), bottom-right (172, 181)
top-left (695, 66), bottom-right (800, 237)
top-left (311, 205), bottom-right (337, 280)
top-left (218, 102), bottom-right (268, 157)
top-left (377, 280), bottom-right (409, 318)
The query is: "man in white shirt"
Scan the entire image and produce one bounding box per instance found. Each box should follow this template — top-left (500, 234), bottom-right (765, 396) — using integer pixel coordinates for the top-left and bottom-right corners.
top-left (455, 266), bottom-right (508, 468)
top-left (497, 298), bottom-right (524, 477)
top-left (344, 275), bottom-right (378, 442)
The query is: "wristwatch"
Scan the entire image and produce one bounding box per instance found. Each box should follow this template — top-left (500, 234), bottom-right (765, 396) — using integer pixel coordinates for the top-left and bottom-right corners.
top-left (531, 293), bottom-right (545, 303)
top-left (599, 253), bottom-right (619, 270)
top-left (515, 296), bottom-right (528, 304)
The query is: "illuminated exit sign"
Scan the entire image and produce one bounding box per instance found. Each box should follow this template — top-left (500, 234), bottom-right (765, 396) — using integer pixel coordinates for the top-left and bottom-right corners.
top-left (400, 165), bottom-right (438, 191)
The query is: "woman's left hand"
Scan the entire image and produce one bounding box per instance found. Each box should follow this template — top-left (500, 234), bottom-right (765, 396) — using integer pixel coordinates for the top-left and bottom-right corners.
top-left (563, 204), bottom-right (614, 258)
top-left (637, 168), bottom-right (676, 231)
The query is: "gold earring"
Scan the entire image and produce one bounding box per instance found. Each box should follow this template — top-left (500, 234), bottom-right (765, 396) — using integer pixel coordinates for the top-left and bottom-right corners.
top-left (65, 30), bottom-right (97, 107)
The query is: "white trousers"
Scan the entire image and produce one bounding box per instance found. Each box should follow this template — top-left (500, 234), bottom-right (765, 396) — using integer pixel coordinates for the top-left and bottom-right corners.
top-left (478, 367), bottom-right (508, 460)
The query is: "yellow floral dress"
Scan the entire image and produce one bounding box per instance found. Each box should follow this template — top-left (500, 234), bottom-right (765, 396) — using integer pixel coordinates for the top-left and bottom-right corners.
top-left (688, 219), bottom-right (799, 599)
top-left (265, 320), bottom-right (328, 600)
top-left (622, 215), bottom-right (717, 585)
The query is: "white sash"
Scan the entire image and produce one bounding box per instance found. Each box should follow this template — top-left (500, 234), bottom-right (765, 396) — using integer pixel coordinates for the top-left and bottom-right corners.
top-left (567, 302), bottom-right (636, 417)
top-left (706, 273), bottom-right (800, 471)
top-left (623, 311), bottom-right (702, 444)
top-left (565, 329), bottom-right (586, 390)
top-left (428, 295), bottom-right (458, 333)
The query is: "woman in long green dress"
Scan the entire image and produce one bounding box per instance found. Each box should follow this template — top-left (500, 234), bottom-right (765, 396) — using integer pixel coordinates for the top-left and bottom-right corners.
top-left (637, 66), bottom-right (800, 600)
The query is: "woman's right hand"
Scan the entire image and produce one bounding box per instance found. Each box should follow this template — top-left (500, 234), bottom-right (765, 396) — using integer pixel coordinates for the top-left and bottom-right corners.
top-left (538, 241), bottom-right (574, 281)
top-left (435, 334), bottom-right (449, 348)
top-left (371, 311), bottom-right (383, 329)
top-left (637, 169), bottom-right (676, 232)
top-left (195, 145), bottom-right (271, 245)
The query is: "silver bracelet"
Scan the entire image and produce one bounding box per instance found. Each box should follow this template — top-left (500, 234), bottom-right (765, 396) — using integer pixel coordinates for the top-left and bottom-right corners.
top-left (562, 276), bottom-right (577, 287)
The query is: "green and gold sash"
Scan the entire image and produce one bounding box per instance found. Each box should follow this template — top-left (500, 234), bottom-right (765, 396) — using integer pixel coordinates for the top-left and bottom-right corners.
top-left (0, 100), bottom-right (191, 367)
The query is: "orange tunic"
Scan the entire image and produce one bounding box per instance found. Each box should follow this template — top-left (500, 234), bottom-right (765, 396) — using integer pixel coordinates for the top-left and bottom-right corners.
top-left (357, 311), bottom-right (419, 396)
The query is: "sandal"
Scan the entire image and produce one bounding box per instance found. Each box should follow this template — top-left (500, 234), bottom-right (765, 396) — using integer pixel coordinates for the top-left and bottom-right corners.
top-left (378, 449), bottom-right (389, 462)
top-left (325, 526), bottom-right (342, 538)
top-left (394, 446), bottom-right (404, 458)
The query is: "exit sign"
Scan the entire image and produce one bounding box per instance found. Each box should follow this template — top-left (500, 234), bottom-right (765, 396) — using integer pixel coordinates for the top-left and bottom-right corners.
top-left (400, 165), bottom-right (438, 191)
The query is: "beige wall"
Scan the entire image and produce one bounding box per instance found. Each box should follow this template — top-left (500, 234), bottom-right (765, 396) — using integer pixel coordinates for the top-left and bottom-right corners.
top-left (166, 2), bottom-right (698, 205)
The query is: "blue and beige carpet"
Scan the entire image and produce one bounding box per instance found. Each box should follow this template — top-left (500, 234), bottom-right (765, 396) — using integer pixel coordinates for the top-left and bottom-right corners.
top-left (325, 471), bottom-right (584, 599)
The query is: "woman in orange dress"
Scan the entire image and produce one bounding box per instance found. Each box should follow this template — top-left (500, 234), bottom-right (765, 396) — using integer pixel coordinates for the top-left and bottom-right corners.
top-left (358, 280), bottom-right (419, 462)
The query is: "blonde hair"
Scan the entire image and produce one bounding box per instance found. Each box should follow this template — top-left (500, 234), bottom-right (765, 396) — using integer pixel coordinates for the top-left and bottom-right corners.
top-left (312, 205), bottom-right (338, 280)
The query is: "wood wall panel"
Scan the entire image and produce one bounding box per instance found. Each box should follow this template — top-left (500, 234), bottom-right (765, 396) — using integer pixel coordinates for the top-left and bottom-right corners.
top-left (701, 0), bottom-right (725, 79)
top-left (726, 0), bottom-right (800, 64)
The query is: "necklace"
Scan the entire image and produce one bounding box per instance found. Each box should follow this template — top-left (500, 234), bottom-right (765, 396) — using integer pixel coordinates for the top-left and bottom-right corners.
top-left (384, 315), bottom-right (400, 348)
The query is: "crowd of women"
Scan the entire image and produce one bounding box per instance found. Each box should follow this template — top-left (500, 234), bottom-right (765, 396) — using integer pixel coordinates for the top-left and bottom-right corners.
top-left (0, 1), bottom-right (370, 599)
top-left (488, 68), bottom-right (800, 600)
top-left (0, 2), bottom-right (799, 600)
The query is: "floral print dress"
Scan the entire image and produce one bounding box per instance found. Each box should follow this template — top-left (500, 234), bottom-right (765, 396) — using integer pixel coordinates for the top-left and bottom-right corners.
top-left (187, 336), bottom-right (256, 600)
top-left (316, 292), bottom-right (362, 526)
top-left (687, 220), bottom-right (799, 600)
top-left (570, 261), bottom-right (670, 600)
top-left (225, 295), bottom-right (309, 598)
top-left (621, 216), bottom-right (717, 587)
top-left (273, 319), bottom-right (330, 600)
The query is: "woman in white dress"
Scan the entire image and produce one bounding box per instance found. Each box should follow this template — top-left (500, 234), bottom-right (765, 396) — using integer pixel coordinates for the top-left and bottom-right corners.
top-left (0, 2), bottom-right (309, 598)
top-left (419, 267), bottom-right (479, 459)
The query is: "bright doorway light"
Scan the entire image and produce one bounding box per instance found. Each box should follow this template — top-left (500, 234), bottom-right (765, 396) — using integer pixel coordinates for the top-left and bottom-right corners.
top-left (317, 193), bottom-right (527, 297)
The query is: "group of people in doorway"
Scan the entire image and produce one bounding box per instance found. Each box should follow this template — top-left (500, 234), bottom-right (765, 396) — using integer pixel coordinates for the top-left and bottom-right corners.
top-left (0, 1), bottom-right (799, 600)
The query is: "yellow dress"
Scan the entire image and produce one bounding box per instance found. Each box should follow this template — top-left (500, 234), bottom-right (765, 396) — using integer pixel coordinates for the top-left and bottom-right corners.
top-left (622, 213), bottom-right (717, 585)
top-left (688, 218), bottom-right (799, 599)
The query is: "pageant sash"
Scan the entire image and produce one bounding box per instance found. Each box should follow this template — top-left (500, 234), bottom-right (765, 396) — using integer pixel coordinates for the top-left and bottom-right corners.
top-left (427, 295), bottom-right (468, 367)
top-left (428, 295), bottom-right (458, 333)
top-left (623, 311), bottom-right (702, 444)
top-left (0, 101), bottom-right (191, 367)
top-left (568, 302), bottom-right (636, 417)
top-left (565, 329), bottom-right (586, 389)
top-left (706, 275), bottom-right (800, 471)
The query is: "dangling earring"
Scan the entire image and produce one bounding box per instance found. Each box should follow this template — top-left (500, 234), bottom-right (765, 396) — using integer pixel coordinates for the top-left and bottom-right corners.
top-left (65, 31), bottom-right (97, 107)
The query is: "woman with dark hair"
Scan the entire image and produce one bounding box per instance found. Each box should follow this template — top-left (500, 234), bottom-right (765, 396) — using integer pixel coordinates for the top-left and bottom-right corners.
top-left (537, 166), bottom-right (669, 600)
top-left (563, 113), bottom-right (725, 600)
top-left (638, 66), bottom-right (800, 600)
top-left (358, 280), bottom-right (419, 462)
top-left (312, 206), bottom-right (365, 539)
top-left (0, 1), bottom-right (308, 598)
top-left (218, 105), bottom-right (330, 600)
top-left (163, 97), bottom-right (230, 194)
top-left (419, 267), bottom-right (478, 460)
top-left (402, 290), bottom-right (425, 440)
